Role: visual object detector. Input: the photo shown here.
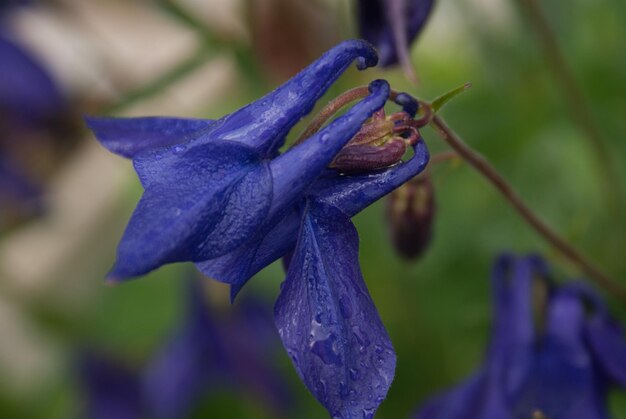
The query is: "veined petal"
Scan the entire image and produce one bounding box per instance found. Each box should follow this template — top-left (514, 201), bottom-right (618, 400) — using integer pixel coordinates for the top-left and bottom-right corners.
top-left (85, 116), bottom-right (215, 159)
top-left (196, 206), bottom-right (303, 300)
top-left (208, 39), bottom-right (379, 157)
top-left (269, 79), bottom-right (390, 215)
top-left (109, 140), bottom-right (272, 280)
top-left (274, 202), bottom-right (395, 418)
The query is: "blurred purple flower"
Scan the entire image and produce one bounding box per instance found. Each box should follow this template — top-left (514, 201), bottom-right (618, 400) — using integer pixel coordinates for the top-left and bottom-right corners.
top-left (0, 33), bottom-right (70, 227)
top-left (357, 0), bottom-right (435, 78)
top-left (143, 279), bottom-right (292, 419)
top-left (79, 279), bottom-right (291, 419)
top-left (414, 254), bottom-right (626, 419)
top-left (78, 353), bottom-right (144, 419)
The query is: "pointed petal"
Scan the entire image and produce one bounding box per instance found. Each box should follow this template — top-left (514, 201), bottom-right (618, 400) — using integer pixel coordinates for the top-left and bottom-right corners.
top-left (312, 140), bottom-right (429, 217)
top-left (268, 79), bottom-right (390, 215)
top-left (274, 202), bottom-right (395, 418)
top-left (85, 116), bottom-right (214, 158)
top-left (110, 141), bottom-right (272, 280)
top-left (208, 39), bottom-right (379, 156)
top-left (585, 313), bottom-right (626, 387)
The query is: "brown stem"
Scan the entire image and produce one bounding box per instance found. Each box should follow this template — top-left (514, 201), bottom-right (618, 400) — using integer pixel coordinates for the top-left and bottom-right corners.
top-left (294, 87), bottom-right (371, 145)
top-left (431, 114), bottom-right (626, 301)
top-left (515, 0), bottom-right (621, 210)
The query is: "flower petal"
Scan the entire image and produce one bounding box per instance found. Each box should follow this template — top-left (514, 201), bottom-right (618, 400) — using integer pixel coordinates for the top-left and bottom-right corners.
top-left (585, 314), bottom-right (626, 388)
top-left (197, 139), bottom-right (427, 297)
top-left (109, 140), bottom-right (272, 280)
top-left (0, 34), bottom-right (64, 122)
top-left (312, 140), bottom-right (429, 217)
top-left (195, 206), bottom-right (302, 299)
top-left (85, 116), bottom-right (215, 159)
top-left (512, 289), bottom-right (606, 419)
top-left (209, 39), bottom-right (379, 157)
top-left (198, 140), bottom-right (427, 299)
top-left (274, 202), bottom-right (395, 418)
top-left (268, 79), bottom-right (390, 214)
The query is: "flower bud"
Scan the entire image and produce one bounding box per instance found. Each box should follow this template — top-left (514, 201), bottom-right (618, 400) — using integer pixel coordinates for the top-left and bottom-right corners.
top-left (386, 172), bottom-right (435, 260)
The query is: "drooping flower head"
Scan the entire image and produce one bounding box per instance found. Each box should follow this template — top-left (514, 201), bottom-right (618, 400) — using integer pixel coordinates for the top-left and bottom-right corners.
top-left (414, 254), bottom-right (626, 419)
top-left (89, 41), bottom-right (432, 417)
top-left (357, 0), bottom-right (435, 79)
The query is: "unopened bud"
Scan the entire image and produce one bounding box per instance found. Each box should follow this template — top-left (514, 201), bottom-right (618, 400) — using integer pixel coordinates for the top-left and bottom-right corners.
top-left (386, 172), bottom-right (435, 260)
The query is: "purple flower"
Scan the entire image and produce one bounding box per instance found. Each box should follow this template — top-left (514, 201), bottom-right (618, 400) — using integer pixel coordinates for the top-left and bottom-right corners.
top-left (87, 40), bottom-right (388, 282)
top-left (78, 353), bottom-right (144, 419)
top-left (89, 41), bottom-right (432, 417)
top-left (0, 33), bottom-right (68, 227)
top-left (414, 254), bottom-right (626, 419)
top-left (357, 0), bottom-right (435, 77)
top-left (79, 279), bottom-right (291, 419)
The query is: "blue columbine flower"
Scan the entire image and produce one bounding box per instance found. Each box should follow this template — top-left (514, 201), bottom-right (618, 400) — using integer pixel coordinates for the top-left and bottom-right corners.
top-left (89, 40), bottom-right (432, 417)
top-left (79, 278), bottom-right (291, 419)
top-left (413, 254), bottom-right (626, 419)
top-left (357, 0), bottom-right (435, 77)
top-left (87, 39), bottom-right (390, 282)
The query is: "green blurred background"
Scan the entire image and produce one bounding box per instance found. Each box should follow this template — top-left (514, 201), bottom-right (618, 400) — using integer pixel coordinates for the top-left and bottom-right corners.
top-left (0, 0), bottom-right (624, 417)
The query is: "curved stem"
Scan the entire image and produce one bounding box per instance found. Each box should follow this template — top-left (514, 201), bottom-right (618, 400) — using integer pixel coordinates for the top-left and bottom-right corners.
top-left (431, 114), bottom-right (626, 301)
top-left (294, 86), bottom-right (371, 145)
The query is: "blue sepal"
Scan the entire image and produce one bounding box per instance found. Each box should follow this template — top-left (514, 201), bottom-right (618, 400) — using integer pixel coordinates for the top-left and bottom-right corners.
top-left (274, 202), bottom-right (395, 418)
